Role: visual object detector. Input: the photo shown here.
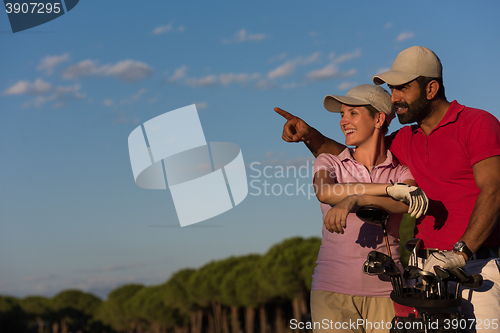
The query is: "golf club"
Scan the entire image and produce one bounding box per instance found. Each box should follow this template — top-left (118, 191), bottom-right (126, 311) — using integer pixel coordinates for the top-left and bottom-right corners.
top-left (434, 266), bottom-right (451, 299)
top-left (417, 270), bottom-right (436, 299)
top-left (405, 238), bottom-right (422, 268)
top-left (382, 260), bottom-right (402, 297)
top-left (356, 206), bottom-right (391, 257)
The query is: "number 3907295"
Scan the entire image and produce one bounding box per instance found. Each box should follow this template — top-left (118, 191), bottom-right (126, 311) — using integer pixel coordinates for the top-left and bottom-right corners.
top-left (5, 3), bottom-right (61, 14)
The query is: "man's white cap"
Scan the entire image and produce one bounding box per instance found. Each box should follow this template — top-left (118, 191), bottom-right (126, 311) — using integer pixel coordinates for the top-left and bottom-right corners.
top-left (373, 46), bottom-right (442, 86)
top-left (323, 84), bottom-right (395, 124)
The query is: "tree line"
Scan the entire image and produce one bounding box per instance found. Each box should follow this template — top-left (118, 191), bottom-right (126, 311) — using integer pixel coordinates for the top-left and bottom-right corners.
top-left (1, 236), bottom-right (322, 333)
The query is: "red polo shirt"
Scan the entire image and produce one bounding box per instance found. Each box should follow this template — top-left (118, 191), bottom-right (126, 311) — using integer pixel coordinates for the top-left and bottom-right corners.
top-left (388, 101), bottom-right (500, 250)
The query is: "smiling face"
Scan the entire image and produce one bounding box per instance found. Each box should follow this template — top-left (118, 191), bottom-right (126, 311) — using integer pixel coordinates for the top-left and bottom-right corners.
top-left (339, 104), bottom-right (379, 147)
top-left (389, 79), bottom-right (431, 124)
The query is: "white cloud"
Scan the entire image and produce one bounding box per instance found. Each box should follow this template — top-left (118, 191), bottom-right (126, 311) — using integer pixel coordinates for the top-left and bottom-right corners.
top-left (219, 72), bottom-right (259, 86)
top-left (384, 22), bottom-right (393, 30)
top-left (168, 65), bottom-right (188, 82)
top-left (186, 75), bottom-right (218, 87)
top-left (37, 53), bottom-right (70, 75)
top-left (267, 52), bottom-right (321, 79)
top-left (338, 81), bottom-right (357, 90)
top-left (268, 61), bottom-right (295, 79)
top-left (53, 84), bottom-right (85, 101)
top-left (105, 60), bottom-right (153, 82)
top-left (3, 78), bottom-right (52, 95)
top-left (222, 29), bottom-right (268, 43)
top-left (153, 23), bottom-right (184, 35)
top-left (9, 79), bottom-right (86, 108)
top-left (104, 99), bottom-right (114, 106)
top-left (62, 59), bottom-right (102, 79)
top-left (306, 64), bottom-right (356, 81)
top-left (330, 49), bottom-right (362, 64)
top-left (153, 23), bottom-right (173, 35)
top-left (307, 64), bottom-right (338, 80)
top-left (63, 59), bottom-right (153, 82)
top-left (396, 32), bottom-right (415, 42)
top-left (170, 71), bottom-right (259, 87)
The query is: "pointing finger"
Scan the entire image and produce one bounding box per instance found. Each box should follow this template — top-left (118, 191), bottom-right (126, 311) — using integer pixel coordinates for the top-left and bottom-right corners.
top-left (274, 107), bottom-right (295, 120)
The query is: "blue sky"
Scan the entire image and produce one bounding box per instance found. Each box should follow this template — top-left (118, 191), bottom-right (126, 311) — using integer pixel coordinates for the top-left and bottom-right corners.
top-left (1, 1), bottom-right (500, 299)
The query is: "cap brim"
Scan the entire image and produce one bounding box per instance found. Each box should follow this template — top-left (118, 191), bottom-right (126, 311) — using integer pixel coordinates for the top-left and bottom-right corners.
top-left (323, 95), bottom-right (369, 113)
top-left (373, 70), bottom-right (419, 86)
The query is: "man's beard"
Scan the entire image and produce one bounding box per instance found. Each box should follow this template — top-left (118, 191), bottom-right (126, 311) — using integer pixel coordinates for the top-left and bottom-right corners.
top-left (394, 89), bottom-right (431, 124)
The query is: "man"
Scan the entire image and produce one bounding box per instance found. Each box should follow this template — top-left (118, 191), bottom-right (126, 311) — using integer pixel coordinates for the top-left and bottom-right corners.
top-left (276, 46), bottom-right (500, 331)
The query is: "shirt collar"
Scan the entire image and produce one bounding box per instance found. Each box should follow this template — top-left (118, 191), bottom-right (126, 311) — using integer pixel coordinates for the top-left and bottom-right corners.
top-left (338, 147), bottom-right (397, 168)
top-left (412, 100), bottom-right (464, 134)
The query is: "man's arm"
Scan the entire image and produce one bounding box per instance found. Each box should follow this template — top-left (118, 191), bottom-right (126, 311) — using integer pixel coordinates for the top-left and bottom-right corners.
top-left (274, 107), bottom-right (346, 157)
top-left (459, 155), bottom-right (500, 257)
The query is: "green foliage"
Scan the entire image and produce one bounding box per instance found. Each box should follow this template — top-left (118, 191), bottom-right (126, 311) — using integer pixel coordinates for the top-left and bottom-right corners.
top-left (164, 268), bottom-right (197, 320)
top-left (96, 284), bottom-right (144, 331)
top-left (188, 257), bottom-right (241, 308)
top-left (220, 254), bottom-right (264, 308)
top-left (51, 289), bottom-right (102, 316)
top-left (50, 289), bottom-right (103, 333)
top-left (129, 284), bottom-right (181, 328)
top-left (260, 237), bottom-right (320, 300)
top-left (0, 296), bottom-right (29, 333)
top-left (399, 213), bottom-right (416, 267)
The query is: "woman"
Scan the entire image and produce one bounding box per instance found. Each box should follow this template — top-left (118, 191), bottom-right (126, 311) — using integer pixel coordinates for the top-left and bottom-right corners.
top-left (310, 84), bottom-right (427, 332)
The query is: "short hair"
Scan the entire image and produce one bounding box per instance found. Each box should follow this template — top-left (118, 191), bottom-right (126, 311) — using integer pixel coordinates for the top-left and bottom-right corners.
top-left (415, 76), bottom-right (446, 99)
top-left (365, 104), bottom-right (389, 134)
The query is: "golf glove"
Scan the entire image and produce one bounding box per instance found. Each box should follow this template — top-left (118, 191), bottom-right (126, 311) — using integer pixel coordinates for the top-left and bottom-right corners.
top-left (386, 183), bottom-right (429, 218)
top-left (423, 251), bottom-right (466, 272)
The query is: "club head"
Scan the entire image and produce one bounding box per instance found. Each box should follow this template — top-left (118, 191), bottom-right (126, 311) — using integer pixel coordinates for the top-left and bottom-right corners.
top-left (462, 274), bottom-right (483, 289)
top-left (405, 238), bottom-right (422, 252)
top-left (449, 268), bottom-right (483, 289)
top-left (363, 260), bottom-right (385, 276)
top-left (417, 270), bottom-right (436, 285)
top-left (382, 260), bottom-right (401, 276)
top-left (449, 267), bottom-right (468, 283)
top-left (434, 266), bottom-right (450, 280)
top-left (403, 266), bottom-right (423, 280)
top-left (356, 205), bottom-right (389, 229)
top-left (367, 250), bottom-right (392, 264)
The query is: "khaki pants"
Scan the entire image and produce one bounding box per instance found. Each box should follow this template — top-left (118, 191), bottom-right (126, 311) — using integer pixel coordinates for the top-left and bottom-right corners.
top-left (310, 290), bottom-right (394, 333)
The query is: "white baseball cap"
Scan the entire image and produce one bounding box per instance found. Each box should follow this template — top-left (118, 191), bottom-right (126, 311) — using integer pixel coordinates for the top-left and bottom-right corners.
top-left (373, 46), bottom-right (442, 86)
top-left (323, 84), bottom-right (395, 124)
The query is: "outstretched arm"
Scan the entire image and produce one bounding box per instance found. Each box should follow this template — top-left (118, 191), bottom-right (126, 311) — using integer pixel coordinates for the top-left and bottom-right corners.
top-left (274, 107), bottom-right (346, 157)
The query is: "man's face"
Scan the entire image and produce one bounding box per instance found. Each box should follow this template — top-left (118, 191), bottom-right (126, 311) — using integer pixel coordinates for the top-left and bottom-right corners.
top-left (389, 80), bottom-right (431, 124)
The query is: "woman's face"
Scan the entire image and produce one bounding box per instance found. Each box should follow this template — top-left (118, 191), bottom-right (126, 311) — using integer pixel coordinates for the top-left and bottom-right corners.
top-left (339, 104), bottom-right (378, 147)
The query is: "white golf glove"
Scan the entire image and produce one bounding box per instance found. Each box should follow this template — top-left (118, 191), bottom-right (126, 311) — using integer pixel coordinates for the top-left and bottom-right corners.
top-left (386, 183), bottom-right (429, 218)
top-left (423, 251), bottom-right (466, 272)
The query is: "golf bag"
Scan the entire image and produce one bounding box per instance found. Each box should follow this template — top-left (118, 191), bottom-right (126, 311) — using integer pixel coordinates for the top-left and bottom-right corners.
top-left (390, 289), bottom-right (461, 333)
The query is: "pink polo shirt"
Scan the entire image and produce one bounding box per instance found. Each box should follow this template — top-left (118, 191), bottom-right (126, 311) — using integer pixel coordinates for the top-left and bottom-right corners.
top-left (312, 148), bottom-right (413, 297)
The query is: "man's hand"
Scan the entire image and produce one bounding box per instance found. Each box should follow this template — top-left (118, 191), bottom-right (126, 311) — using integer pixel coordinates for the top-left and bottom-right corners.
top-left (386, 183), bottom-right (429, 218)
top-left (274, 107), bottom-right (312, 143)
top-left (423, 251), bottom-right (466, 272)
top-left (324, 196), bottom-right (358, 234)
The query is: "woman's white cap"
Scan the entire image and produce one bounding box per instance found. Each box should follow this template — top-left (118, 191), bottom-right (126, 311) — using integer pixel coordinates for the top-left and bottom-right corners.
top-left (323, 84), bottom-right (395, 124)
